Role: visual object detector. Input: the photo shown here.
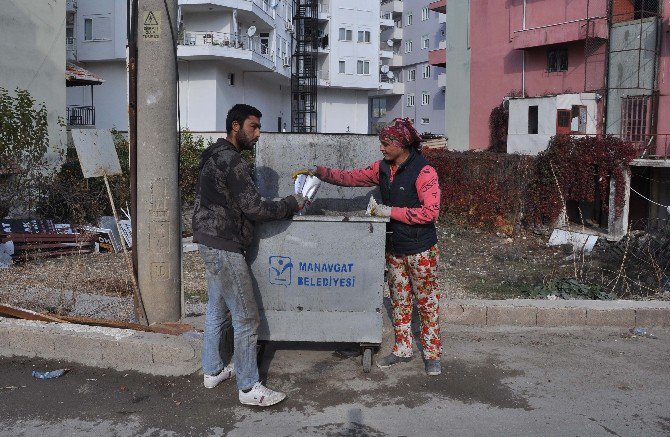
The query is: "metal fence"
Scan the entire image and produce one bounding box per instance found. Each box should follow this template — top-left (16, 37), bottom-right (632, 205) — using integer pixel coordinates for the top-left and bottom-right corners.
top-left (180, 31), bottom-right (272, 60)
top-left (66, 106), bottom-right (95, 126)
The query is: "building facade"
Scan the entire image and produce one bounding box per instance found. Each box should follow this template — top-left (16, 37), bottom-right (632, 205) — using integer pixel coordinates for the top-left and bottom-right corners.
top-left (1, 0), bottom-right (68, 165)
top-left (66, 0), bottom-right (394, 134)
top-left (444, 0), bottom-right (670, 232)
top-left (370, 0), bottom-right (446, 135)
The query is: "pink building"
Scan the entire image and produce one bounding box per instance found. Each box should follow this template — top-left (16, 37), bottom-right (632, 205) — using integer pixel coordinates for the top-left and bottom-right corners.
top-left (468, 0), bottom-right (609, 152)
top-left (446, 0), bottom-right (670, 234)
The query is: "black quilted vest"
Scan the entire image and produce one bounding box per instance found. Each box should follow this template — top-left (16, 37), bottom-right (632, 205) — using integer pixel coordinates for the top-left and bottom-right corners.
top-left (379, 150), bottom-right (438, 256)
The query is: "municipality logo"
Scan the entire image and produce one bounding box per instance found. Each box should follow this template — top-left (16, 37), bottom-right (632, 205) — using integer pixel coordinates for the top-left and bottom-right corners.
top-left (268, 256), bottom-right (292, 286)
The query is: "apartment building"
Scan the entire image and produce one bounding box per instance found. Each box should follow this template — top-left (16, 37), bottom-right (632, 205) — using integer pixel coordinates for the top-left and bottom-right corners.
top-left (313, 0), bottom-right (385, 133)
top-left (370, 0), bottom-right (446, 135)
top-left (445, 0), bottom-right (670, 232)
top-left (446, 0), bottom-right (669, 157)
top-left (65, 0), bottom-right (389, 134)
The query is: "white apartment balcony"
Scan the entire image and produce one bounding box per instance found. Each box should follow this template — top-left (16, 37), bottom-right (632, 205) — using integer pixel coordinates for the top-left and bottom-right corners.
top-left (381, 0), bottom-right (403, 15)
top-left (379, 74), bottom-right (393, 90)
top-left (380, 12), bottom-right (394, 27)
top-left (391, 81), bottom-right (404, 95)
top-left (66, 37), bottom-right (76, 61)
top-left (178, 31), bottom-right (275, 71)
top-left (390, 27), bottom-right (403, 40)
top-left (390, 53), bottom-right (403, 67)
top-left (437, 72), bottom-right (446, 89)
top-left (178, 0), bottom-right (274, 29)
top-left (379, 49), bottom-right (393, 59)
top-left (438, 40), bottom-right (446, 50)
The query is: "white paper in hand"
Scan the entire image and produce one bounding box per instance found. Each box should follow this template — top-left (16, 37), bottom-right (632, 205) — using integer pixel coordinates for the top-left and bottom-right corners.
top-left (294, 174), bottom-right (321, 202)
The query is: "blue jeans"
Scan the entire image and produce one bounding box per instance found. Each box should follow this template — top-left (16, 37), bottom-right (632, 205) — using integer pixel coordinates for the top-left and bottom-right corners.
top-left (199, 245), bottom-right (260, 391)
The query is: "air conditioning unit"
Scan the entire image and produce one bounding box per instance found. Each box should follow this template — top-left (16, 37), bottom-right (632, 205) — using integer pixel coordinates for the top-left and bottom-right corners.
top-left (282, 57), bottom-right (291, 67)
top-left (285, 22), bottom-right (295, 33)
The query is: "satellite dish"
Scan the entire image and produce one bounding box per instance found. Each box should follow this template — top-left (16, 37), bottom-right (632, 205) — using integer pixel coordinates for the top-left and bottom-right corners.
top-left (380, 65), bottom-right (390, 74)
top-left (386, 71), bottom-right (394, 79)
top-left (247, 26), bottom-right (257, 37)
top-left (387, 39), bottom-right (394, 47)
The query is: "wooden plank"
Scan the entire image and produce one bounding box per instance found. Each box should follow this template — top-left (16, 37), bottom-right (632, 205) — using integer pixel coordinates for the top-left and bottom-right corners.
top-left (57, 315), bottom-right (193, 335)
top-left (0, 304), bottom-right (69, 323)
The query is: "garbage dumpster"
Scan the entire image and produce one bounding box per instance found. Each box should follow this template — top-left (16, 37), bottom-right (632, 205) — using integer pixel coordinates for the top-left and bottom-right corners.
top-left (248, 133), bottom-right (387, 372)
top-left (248, 215), bottom-right (387, 371)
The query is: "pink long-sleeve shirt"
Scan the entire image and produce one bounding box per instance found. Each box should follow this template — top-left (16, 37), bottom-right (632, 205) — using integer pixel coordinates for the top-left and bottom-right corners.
top-left (316, 160), bottom-right (440, 225)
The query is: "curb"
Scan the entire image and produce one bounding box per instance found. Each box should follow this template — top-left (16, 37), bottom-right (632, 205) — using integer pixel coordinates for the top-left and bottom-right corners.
top-left (1, 299), bottom-right (668, 376)
top-left (0, 317), bottom-right (201, 376)
top-left (442, 299), bottom-right (670, 328)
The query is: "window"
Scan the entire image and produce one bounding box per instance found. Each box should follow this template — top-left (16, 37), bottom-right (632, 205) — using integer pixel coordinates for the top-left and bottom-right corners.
top-left (407, 69), bottom-right (416, 81)
top-left (421, 117), bottom-right (430, 125)
top-left (421, 7), bottom-right (429, 20)
top-left (339, 27), bottom-right (352, 41)
top-left (357, 30), bottom-right (371, 43)
top-left (571, 105), bottom-right (587, 134)
top-left (371, 97), bottom-right (387, 118)
top-left (407, 94), bottom-right (415, 107)
top-left (547, 47), bottom-right (568, 72)
top-left (421, 92), bottom-right (430, 106)
top-left (422, 65), bottom-right (431, 78)
top-left (528, 106), bottom-right (538, 134)
top-left (394, 20), bottom-right (402, 28)
top-left (405, 40), bottom-right (412, 53)
top-left (406, 13), bottom-right (413, 26)
top-left (260, 32), bottom-right (270, 55)
top-left (421, 36), bottom-right (429, 49)
top-left (357, 60), bottom-right (370, 74)
top-left (228, 73), bottom-right (235, 86)
top-left (339, 60), bottom-right (346, 74)
top-left (621, 96), bottom-right (651, 143)
top-left (556, 109), bottom-right (571, 134)
top-left (83, 15), bottom-right (111, 41)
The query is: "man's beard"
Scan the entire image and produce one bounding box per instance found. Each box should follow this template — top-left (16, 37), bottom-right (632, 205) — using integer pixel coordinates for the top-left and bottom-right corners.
top-left (236, 129), bottom-right (255, 151)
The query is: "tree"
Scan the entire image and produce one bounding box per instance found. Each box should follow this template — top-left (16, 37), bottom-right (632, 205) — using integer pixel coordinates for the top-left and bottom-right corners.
top-left (0, 87), bottom-right (59, 218)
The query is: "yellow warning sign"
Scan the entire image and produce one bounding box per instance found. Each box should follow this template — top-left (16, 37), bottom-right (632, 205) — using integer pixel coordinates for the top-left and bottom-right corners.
top-left (141, 11), bottom-right (161, 41)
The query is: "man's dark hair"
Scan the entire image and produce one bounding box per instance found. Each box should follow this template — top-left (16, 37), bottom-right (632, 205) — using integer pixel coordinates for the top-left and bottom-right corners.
top-left (226, 104), bottom-right (262, 134)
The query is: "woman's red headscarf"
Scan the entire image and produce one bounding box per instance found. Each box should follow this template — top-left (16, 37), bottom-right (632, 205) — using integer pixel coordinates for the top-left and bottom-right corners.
top-left (378, 118), bottom-right (423, 150)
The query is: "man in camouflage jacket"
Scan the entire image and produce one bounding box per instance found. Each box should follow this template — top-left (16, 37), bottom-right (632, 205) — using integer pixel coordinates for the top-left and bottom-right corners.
top-left (192, 104), bottom-right (305, 407)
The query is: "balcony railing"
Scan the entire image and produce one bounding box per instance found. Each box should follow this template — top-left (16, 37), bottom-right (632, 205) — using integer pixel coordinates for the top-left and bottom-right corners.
top-left (180, 31), bottom-right (273, 60)
top-left (379, 73), bottom-right (397, 83)
top-left (67, 105), bottom-right (95, 126)
top-left (380, 12), bottom-right (393, 20)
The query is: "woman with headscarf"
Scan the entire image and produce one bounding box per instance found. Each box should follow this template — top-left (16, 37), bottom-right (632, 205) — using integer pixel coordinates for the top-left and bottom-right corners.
top-left (292, 118), bottom-right (442, 375)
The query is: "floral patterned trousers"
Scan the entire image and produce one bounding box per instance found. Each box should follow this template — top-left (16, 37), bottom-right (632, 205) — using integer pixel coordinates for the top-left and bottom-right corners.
top-left (386, 245), bottom-right (441, 360)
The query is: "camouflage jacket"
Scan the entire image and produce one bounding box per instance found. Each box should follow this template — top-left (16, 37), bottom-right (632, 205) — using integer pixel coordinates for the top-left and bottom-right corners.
top-left (192, 138), bottom-right (297, 253)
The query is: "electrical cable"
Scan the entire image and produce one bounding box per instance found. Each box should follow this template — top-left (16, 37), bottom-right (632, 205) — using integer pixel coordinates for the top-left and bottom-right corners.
top-left (630, 186), bottom-right (670, 213)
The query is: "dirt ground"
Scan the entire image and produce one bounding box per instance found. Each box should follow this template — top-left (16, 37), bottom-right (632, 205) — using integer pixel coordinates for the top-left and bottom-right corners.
top-left (1, 222), bottom-right (668, 315)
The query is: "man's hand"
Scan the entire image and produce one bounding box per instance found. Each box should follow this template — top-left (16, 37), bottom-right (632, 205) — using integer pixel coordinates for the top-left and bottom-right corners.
top-left (366, 196), bottom-right (392, 218)
top-left (292, 193), bottom-right (308, 211)
top-left (291, 168), bottom-right (316, 180)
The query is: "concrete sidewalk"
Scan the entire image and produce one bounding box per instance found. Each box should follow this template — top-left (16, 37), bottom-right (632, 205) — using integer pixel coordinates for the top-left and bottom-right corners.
top-left (1, 299), bottom-right (668, 376)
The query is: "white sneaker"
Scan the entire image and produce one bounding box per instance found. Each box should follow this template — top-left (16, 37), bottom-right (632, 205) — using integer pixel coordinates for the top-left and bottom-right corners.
top-left (238, 382), bottom-right (286, 407)
top-left (203, 364), bottom-right (235, 389)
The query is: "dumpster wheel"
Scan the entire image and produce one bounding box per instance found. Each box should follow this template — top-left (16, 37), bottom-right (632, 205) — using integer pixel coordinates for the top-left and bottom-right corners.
top-left (361, 347), bottom-right (374, 373)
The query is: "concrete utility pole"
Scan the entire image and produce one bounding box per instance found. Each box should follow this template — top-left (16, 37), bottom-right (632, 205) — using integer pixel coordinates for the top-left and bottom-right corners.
top-left (136, 0), bottom-right (181, 323)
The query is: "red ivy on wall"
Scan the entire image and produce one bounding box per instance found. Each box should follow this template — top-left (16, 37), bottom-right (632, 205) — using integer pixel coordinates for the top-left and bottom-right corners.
top-left (423, 135), bottom-right (640, 235)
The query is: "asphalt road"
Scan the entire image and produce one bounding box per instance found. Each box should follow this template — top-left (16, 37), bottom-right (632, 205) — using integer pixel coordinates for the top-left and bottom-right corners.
top-left (1, 326), bottom-right (669, 436)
